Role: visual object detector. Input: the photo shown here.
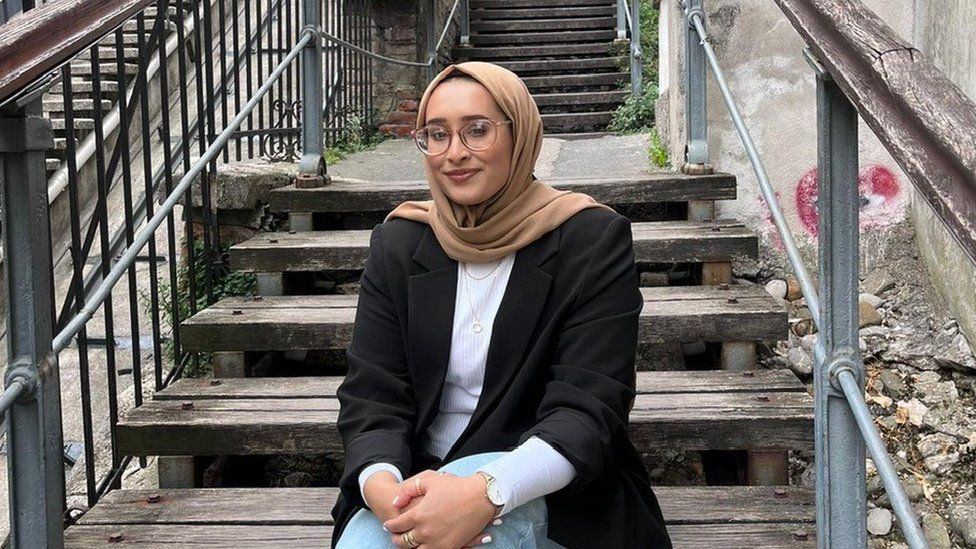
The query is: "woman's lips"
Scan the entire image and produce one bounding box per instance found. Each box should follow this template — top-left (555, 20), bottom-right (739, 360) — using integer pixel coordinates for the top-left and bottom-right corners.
top-left (445, 169), bottom-right (480, 183)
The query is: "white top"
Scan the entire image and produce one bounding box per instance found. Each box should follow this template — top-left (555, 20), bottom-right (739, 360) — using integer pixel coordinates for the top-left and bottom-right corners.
top-left (358, 253), bottom-right (577, 515)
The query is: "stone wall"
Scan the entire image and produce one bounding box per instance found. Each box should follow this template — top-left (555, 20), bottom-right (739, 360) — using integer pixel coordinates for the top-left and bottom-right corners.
top-left (370, 0), bottom-right (460, 136)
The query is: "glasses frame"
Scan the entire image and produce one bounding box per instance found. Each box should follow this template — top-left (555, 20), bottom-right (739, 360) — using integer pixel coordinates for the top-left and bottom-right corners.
top-left (411, 118), bottom-right (513, 156)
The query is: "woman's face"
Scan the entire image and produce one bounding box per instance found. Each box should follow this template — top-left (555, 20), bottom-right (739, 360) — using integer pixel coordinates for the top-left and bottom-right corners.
top-left (422, 79), bottom-right (514, 206)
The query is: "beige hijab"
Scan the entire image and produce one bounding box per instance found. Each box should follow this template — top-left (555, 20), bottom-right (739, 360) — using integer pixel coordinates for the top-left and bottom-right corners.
top-left (384, 61), bottom-right (612, 263)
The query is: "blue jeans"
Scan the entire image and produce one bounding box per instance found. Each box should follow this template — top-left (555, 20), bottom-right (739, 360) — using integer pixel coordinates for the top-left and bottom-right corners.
top-left (335, 452), bottom-right (567, 548)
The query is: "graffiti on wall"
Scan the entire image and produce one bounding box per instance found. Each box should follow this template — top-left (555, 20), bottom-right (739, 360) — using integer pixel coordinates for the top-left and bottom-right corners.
top-left (760, 164), bottom-right (906, 246)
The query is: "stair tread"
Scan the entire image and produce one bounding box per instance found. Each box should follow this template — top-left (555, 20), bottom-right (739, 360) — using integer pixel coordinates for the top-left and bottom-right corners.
top-left (453, 42), bottom-right (612, 59)
top-left (471, 6), bottom-right (616, 20)
top-left (228, 220), bottom-right (758, 273)
top-left (66, 486), bottom-right (814, 547)
top-left (75, 485), bottom-right (814, 526)
top-left (180, 285), bottom-right (787, 352)
top-left (496, 56), bottom-right (627, 73)
top-left (472, 16), bottom-right (615, 32)
top-left (471, 0), bottom-right (614, 7)
top-left (117, 369), bottom-right (811, 455)
top-left (268, 173), bottom-right (737, 213)
top-left (470, 29), bottom-right (617, 45)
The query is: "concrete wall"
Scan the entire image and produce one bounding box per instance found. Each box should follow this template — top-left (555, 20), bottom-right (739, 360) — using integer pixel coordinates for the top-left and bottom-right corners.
top-left (910, 0), bottom-right (976, 346)
top-left (658, 0), bottom-right (915, 270)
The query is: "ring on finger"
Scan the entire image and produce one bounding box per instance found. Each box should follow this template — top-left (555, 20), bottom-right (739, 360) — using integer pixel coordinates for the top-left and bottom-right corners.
top-left (415, 477), bottom-right (422, 493)
top-left (403, 530), bottom-right (420, 548)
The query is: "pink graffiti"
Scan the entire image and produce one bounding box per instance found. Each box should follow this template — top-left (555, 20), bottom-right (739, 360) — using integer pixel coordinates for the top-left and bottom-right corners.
top-left (793, 164), bottom-right (904, 237)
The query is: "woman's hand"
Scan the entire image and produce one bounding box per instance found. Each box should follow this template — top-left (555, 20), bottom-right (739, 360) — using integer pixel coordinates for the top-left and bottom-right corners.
top-left (384, 473), bottom-right (500, 549)
top-left (363, 471), bottom-right (421, 523)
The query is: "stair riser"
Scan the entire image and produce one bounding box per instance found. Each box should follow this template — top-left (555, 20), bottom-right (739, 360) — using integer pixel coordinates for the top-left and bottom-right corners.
top-left (471, 17), bottom-right (615, 32)
top-left (470, 30), bottom-right (617, 45)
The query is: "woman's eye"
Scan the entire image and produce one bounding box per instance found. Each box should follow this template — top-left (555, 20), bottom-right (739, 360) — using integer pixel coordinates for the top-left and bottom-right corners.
top-left (467, 124), bottom-right (488, 137)
top-left (430, 130), bottom-right (448, 141)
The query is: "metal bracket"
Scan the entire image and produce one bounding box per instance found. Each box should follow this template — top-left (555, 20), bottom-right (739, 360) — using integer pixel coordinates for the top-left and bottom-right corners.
top-left (295, 154), bottom-right (328, 188)
top-left (685, 7), bottom-right (705, 27)
top-left (803, 48), bottom-right (832, 81)
top-left (5, 358), bottom-right (40, 402)
top-left (826, 352), bottom-right (861, 393)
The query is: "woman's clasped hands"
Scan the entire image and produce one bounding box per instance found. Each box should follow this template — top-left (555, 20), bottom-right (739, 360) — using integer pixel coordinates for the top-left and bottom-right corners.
top-left (363, 469), bottom-right (501, 549)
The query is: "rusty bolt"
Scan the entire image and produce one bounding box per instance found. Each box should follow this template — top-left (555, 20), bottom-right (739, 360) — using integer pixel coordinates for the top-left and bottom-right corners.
top-left (146, 493), bottom-right (162, 504)
top-left (773, 488), bottom-right (788, 498)
top-left (209, 379), bottom-right (222, 386)
top-left (181, 401), bottom-right (194, 410)
top-left (231, 309), bottom-right (243, 315)
top-left (792, 529), bottom-right (809, 541)
top-left (755, 395), bottom-right (770, 403)
top-left (108, 532), bottom-right (124, 543)
top-left (269, 238), bottom-right (278, 243)
top-left (727, 297), bottom-right (739, 304)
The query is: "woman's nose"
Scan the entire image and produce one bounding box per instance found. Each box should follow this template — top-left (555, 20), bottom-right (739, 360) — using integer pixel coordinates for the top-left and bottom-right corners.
top-left (446, 132), bottom-right (470, 163)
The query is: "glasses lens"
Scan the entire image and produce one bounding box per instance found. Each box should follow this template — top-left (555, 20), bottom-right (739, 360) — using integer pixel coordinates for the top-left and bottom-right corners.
top-left (461, 120), bottom-right (496, 151)
top-left (416, 125), bottom-right (450, 155)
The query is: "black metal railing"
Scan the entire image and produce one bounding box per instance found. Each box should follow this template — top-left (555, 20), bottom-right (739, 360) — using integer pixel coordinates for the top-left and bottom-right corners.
top-left (0, 1), bottom-right (376, 542)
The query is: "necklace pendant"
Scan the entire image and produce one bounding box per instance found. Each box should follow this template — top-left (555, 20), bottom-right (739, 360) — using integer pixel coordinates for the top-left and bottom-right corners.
top-left (472, 322), bottom-right (483, 333)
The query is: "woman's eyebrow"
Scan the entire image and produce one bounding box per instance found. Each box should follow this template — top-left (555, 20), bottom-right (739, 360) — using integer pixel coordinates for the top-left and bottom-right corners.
top-left (425, 114), bottom-right (491, 124)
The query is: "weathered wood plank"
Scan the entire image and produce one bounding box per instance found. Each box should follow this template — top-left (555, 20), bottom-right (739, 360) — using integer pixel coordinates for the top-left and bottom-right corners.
top-left (0, 0), bottom-right (153, 102)
top-left (179, 285), bottom-right (786, 352)
top-left (154, 369), bottom-right (804, 400)
top-left (75, 485), bottom-right (813, 526)
top-left (668, 523), bottom-right (815, 548)
top-left (117, 387), bottom-right (812, 455)
top-left (64, 525), bottom-right (333, 548)
top-left (229, 220), bottom-right (757, 273)
top-left (266, 173), bottom-right (738, 214)
top-left (773, 0), bottom-right (976, 264)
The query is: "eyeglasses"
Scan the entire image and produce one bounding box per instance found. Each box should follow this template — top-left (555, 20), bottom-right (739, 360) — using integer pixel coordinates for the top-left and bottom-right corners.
top-left (412, 118), bottom-right (512, 156)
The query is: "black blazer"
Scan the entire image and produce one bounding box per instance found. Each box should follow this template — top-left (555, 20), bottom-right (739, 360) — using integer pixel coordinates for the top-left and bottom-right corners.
top-left (331, 208), bottom-right (672, 549)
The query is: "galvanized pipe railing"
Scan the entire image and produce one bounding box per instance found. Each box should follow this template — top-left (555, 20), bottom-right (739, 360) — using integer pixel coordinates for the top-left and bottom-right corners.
top-left (617, 0), bottom-right (642, 96)
top-left (684, 4), bottom-right (928, 548)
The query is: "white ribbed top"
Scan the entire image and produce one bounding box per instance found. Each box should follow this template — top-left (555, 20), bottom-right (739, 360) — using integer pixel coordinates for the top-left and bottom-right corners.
top-left (358, 252), bottom-right (576, 515)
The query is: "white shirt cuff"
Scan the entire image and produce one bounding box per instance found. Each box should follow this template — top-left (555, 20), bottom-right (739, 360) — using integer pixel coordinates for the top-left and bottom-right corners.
top-left (477, 436), bottom-right (577, 517)
top-left (358, 462), bottom-right (404, 508)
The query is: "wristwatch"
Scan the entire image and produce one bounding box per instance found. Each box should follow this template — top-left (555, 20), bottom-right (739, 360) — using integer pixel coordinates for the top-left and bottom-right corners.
top-left (476, 471), bottom-right (505, 517)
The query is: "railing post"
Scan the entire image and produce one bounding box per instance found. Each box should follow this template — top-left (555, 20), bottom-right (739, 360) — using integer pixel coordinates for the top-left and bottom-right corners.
top-left (813, 66), bottom-right (867, 549)
top-left (459, 0), bottom-right (471, 47)
top-left (683, 0), bottom-right (709, 172)
top-left (298, 0), bottom-right (326, 187)
top-left (630, 0), bottom-right (641, 96)
top-left (0, 98), bottom-right (66, 548)
top-left (423, 0), bottom-right (437, 84)
top-left (616, 0), bottom-right (627, 40)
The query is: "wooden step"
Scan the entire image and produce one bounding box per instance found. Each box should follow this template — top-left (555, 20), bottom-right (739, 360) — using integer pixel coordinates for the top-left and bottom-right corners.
top-left (116, 369), bottom-right (811, 456)
top-left (523, 72), bottom-right (629, 90)
top-left (471, 0), bottom-right (614, 8)
top-left (65, 486), bottom-right (814, 548)
top-left (470, 29), bottom-right (617, 46)
top-left (533, 90), bottom-right (629, 109)
top-left (471, 6), bottom-right (616, 20)
top-left (228, 220), bottom-right (758, 274)
top-left (453, 42), bottom-right (612, 59)
top-left (542, 111), bottom-right (614, 132)
top-left (496, 56), bottom-right (627, 75)
top-left (179, 285), bottom-right (786, 352)
top-left (471, 17), bottom-right (615, 32)
top-left (267, 173), bottom-right (737, 215)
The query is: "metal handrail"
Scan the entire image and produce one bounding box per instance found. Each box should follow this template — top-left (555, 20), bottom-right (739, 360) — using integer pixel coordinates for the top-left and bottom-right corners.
top-left (0, 29), bottom-right (315, 423)
top-left (685, 9), bottom-right (928, 549)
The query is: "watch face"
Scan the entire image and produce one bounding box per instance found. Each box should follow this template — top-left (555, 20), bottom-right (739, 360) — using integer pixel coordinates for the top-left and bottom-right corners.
top-left (487, 481), bottom-right (505, 506)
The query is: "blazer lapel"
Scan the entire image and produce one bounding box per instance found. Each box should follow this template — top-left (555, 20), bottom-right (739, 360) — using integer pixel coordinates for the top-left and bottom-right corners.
top-left (407, 228), bottom-right (458, 432)
top-left (446, 227), bottom-right (561, 458)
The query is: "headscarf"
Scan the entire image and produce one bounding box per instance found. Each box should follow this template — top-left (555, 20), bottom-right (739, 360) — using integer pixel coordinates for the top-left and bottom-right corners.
top-left (384, 61), bottom-right (612, 263)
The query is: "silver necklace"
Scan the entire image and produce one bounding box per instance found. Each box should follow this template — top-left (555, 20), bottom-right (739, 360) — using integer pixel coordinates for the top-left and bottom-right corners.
top-left (462, 262), bottom-right (503, 333)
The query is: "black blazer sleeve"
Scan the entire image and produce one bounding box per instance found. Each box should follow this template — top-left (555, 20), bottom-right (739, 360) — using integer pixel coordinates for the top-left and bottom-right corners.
top-left (517, 214), bottom-right (642, 493)
top-left (335, 224), bottom-right (416, 508)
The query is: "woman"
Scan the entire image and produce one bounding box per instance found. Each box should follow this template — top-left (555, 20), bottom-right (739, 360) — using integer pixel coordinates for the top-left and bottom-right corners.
top-left (332, 61), bottom-right (671, 549)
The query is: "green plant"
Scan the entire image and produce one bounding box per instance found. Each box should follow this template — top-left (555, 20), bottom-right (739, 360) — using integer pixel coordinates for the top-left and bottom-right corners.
top-left (647, 127), bottom-right (670, 169)
top-left (141, 239), bottom-right (257, 378)
top-left (324, 107), bottom-right (386, 164)
top-left (608, 82), bottom-right (658, 133)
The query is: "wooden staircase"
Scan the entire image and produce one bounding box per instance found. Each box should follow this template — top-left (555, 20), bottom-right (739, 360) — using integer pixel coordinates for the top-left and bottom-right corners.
top-left (454, 0), bottom-right (633, 135)
top-left (63, 165), bottom-right (817, 547)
